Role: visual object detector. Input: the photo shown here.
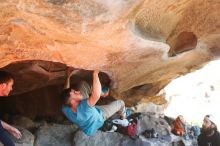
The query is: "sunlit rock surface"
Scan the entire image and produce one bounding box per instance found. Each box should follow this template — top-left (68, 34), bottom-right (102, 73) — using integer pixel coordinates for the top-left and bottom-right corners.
top-left (0, 0), bottom-right (220, 105)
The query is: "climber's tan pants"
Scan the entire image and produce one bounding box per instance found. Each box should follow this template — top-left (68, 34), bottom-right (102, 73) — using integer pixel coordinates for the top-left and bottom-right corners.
top-left (97, 100), bottom-right (125, 120)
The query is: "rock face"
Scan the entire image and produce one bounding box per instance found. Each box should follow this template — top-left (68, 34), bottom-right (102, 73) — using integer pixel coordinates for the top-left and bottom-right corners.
top-left (34, 124), bottom-right (77, 146)
top-left (0, 0), bottom-right (220, 105)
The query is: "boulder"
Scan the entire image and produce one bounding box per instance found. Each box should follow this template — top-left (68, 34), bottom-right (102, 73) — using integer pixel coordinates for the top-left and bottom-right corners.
top-left (34, 124), bottom-right (77, 146)
top-left (12, 116), bottom-right (36, 130)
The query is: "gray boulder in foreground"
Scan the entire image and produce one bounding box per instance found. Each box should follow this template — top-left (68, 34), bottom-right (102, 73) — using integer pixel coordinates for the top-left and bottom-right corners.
top-left (34, 124), bottom-right (77, 146)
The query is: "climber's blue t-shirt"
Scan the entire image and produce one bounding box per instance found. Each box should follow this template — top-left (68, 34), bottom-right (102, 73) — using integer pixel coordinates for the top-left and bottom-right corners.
top-left (62, 99), bottom-right (104, 136)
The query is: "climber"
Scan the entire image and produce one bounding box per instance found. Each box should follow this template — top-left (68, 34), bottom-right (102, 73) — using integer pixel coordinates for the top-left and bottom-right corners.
top-left (61, 67), bottom-right (126, 136)
top-left (0, 71), bottom-right (22, 146)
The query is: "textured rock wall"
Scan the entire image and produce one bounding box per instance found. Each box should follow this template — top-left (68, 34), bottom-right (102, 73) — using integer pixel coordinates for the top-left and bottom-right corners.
top-left (0, 0), bottom-right (220, 105)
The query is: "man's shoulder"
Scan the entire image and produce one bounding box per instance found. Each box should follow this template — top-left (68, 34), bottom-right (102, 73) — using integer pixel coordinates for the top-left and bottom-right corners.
top-left (198, 133), bottom-right (206, 140)
top-left (79, 99), bottom-right (95, 110)
top-left (213, 131), bottom-right (220, 144)
top-left (215, 131), bottom-right (220, 138)
top-left (79, 99), bottom-right (90, 106)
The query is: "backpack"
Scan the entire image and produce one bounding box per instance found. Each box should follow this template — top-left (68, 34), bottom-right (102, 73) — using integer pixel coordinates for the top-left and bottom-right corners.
top-left (116, 119), bottom-right (138, 137)
top-left (190, 126), bottom-right (201, 137)
top-left (100, 112), bottom-right (141, 137)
